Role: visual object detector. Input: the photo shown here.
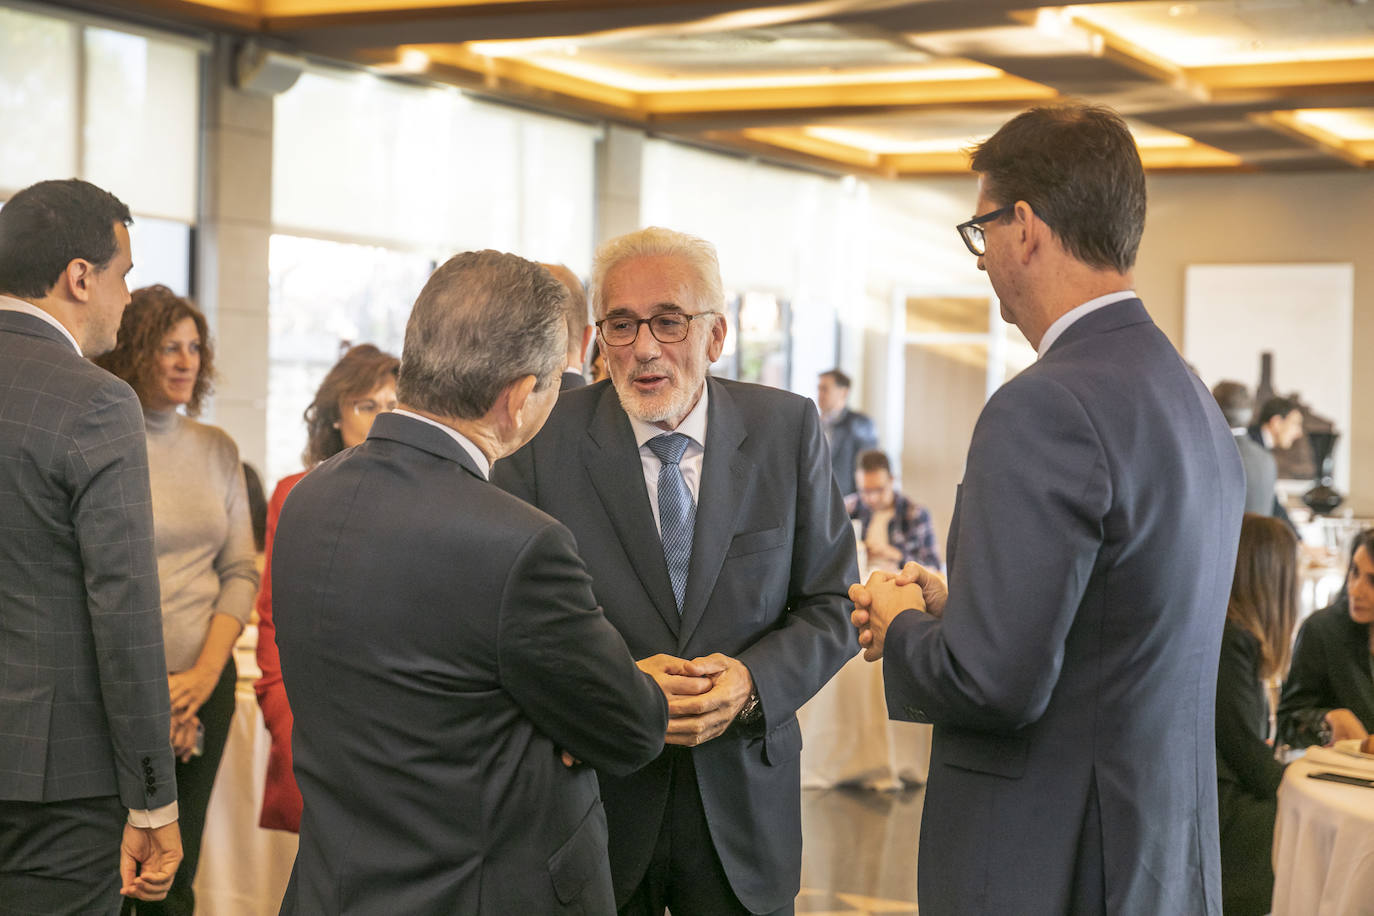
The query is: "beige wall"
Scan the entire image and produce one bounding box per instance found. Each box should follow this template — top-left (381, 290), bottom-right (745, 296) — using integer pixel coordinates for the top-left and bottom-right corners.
top-left (1136, 171), bottom-right (1374, 515)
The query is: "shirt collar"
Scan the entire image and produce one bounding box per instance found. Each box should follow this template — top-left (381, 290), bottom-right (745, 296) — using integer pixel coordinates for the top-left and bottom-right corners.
top-left (0, 295), bottom-right (82, 355)
top-left (1036, 289), bottom-right (1137, 359)
top-left (629, 378), bottom-right (710, 449)
top-left (391, 409), bottom-right (491, 479)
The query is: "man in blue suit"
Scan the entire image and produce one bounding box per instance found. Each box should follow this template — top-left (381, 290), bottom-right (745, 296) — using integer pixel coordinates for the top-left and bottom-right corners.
top-left (851, 105), bottom-right (1245, 915)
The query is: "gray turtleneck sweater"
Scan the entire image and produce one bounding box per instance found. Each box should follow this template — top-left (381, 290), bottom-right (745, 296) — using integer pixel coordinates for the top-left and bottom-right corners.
top-left (143, 408), bottom-right (259, 673)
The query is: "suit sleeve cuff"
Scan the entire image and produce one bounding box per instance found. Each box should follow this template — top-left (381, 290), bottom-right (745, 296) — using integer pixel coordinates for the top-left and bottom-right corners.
top-left (127, 801), bottom-right (179, 828)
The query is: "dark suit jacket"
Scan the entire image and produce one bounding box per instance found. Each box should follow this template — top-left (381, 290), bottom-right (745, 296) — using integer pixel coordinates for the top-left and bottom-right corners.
top-left (0, 310), bottom-right (175, 810)
top-left (272, 412), bottom-right (667, 915)
top-left (561, 369), bottom-right (588, 391)
top-left (826, 406), bottom-right (877, 497)
top-left (1277, 599), bottom-right (1374, 748)
top-left (882, 300), bottom-right (1244, 915)
top-left (493, 377), bottom-right (857, 913)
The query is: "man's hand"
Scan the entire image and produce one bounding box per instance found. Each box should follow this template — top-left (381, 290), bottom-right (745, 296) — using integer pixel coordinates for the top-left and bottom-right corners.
top-left (1325, 708), bottom-right (1370, 744)
top-left (849, 571), bottom-right (926, 662)
top-left (894, 562), bottom-right (948, 618)
top-left (635, 653), bottom-right (716, 703)
top-left (120, 821), bottom-right (183, 901)
top-left (664, 653), bottom-right (753, 747)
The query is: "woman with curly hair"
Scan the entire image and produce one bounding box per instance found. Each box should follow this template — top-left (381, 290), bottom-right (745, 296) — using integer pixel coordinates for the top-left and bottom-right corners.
top-left (94, 285), bottom-right (259, 915)
top-left (254, 343), bottom-right (399, 833)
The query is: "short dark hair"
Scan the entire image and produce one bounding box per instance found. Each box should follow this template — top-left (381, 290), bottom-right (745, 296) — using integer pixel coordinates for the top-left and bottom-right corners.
top-left (302, 343), bottom-right (400, 465)
top-left (1257, 396), bottom-right (1298, 427)
top-left (398, 251), bottom-right (567, 420)
top-left (856, 449), bottom-right (891, 475)
top-left (0, 179), bottom-right (133, 298)
top-left (970, 103), bottom-right (1146, 274)
top-left (93, 285), bottom-right (216, 415)
top-left (1211, 381), bottom-right (1252, 428)
top-left (821, 369), bottom-right (851, 390)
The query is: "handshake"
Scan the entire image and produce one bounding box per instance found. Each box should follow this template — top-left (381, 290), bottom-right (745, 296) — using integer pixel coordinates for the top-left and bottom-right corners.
top-left (848, 562), bottom-right (948, 662)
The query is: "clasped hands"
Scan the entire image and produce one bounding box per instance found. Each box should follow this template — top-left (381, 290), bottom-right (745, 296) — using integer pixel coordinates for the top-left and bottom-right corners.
top-left (849, 561), bottom-right (948, 662)
top-left (637, 652), bottom-right (754, 747)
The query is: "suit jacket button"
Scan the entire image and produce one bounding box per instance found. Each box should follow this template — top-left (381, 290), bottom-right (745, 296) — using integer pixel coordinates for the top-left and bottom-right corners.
top-left (141, 756), bottom-right (151, 766)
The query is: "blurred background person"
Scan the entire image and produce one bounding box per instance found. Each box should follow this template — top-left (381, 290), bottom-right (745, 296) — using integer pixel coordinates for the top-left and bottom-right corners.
top-left (540, 263), bottom-right (593, 390)
top-left (1249, 395), bottom-right (1304, 527)
top-left (1212, 381), bottom-right (1276, 517)
top-left (589, 346), bottom-right (610, 383)
top-left (253, 343), bottom-right (399, 833)
top-left (846, 450), bottom-right (942, 574)
top-left (95, 285), bottom-right (259, 915)
top-left (242, 462), bottom-right (268, 568)
top-left (1277, 528), bottom-right (1374, 749)
top-left (816, 368), bottom-right (876, 498)
top-left (1216, 514), bottom-right (1299, 915)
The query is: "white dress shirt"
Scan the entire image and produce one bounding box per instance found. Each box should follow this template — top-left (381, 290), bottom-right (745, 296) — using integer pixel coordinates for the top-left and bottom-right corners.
top-left (628, 383), bottom-right (709, 536)
top-left (1036, 289), bottom-right (1137, 359)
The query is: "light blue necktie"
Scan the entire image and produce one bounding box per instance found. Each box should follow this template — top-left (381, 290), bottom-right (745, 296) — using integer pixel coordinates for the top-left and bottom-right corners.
top-left (647, 433), bottom-right (695, 613)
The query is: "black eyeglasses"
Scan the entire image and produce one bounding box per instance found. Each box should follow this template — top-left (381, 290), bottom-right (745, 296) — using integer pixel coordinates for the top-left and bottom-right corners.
top-left (955, 204), bottom-right (1015, 257)
top-left (596, 311), bottom-right (716, 347)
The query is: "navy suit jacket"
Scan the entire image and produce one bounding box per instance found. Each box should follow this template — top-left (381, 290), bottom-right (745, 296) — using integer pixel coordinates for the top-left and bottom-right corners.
top-left (882, 300), bottom-right (1244, 915)
top-left (0, 311), bottom-right (175, 812)
top-left (494, 377), bottom-right (857, 913)
top-left (273, 413), bottom-right (667, 915)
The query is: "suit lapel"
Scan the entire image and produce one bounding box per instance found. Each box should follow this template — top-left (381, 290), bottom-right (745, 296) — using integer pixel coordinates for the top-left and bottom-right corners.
top-left (678, 379), bottom-right (755, 650)
top-left (583, 387), bottom-right (682, 637)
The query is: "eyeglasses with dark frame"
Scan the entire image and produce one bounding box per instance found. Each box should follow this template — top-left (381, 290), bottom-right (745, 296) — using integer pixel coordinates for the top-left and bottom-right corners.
top-left (955, 204), bottom-right (1015, 257)
top-left (596, 311), bottom-right (717, 347)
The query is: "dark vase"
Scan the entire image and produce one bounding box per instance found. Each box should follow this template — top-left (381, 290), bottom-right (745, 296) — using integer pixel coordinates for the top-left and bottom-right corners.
top-left (1302, 431), bottom-right (1344, 516)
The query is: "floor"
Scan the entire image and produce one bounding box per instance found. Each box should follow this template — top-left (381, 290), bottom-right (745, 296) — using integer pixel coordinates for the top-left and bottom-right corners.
top-left (797, 786), bottom-right (923, 914)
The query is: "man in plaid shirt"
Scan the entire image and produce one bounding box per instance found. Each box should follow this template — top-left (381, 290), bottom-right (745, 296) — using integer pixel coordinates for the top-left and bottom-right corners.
top-left (845, 450), bottom-right (942, 573)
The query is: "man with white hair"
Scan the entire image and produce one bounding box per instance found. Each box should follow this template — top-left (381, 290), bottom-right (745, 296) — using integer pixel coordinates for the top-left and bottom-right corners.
top-left (495, 228), bottom-right (857, 916)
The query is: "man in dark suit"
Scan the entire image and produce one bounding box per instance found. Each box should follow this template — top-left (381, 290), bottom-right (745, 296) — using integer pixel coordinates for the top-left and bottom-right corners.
top-left (272, 251), bottom-right (668, 915)
top-left (851, 105), bottom-right (1245, 915)
top-left (0, 179), bottom-right (182, 909)
top-left (542, 262), bottom-right (593, 390)
top-left (816, 369), bottom-right (876, 498)
top-left (494, 227), bottom-right (857, 916)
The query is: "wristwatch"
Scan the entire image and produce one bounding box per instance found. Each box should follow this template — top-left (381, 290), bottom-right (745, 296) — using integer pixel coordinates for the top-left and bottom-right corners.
top-left (736, 688), bottom-right (763, 728)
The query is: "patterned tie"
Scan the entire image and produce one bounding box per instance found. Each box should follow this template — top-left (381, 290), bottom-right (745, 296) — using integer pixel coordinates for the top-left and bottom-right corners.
top-left (647, 433), bottom-right (695, 613)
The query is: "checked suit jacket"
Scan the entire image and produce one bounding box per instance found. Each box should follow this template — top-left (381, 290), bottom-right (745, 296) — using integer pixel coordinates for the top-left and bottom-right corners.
top-left (0, 310), bottom-right (175, 812)
top-left (494, 376), bottom-right (858, 914)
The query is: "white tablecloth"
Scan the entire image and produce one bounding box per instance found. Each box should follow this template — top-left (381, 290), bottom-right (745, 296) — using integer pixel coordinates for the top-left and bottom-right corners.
top-left (1272, 752), bottom-right (1374, 915)
top-left (797, 651), bottom-right (932, 790)
top-left (193, 677), bottom-right (298, 916)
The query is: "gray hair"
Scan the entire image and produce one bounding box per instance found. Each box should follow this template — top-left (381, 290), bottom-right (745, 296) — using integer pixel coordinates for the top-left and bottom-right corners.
top-left (397, 250), bottom-right (567, 420)
top-left (590, 227), bottom-right (724, 319)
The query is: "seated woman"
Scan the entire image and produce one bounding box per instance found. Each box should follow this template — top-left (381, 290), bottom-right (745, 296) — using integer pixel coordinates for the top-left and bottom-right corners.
top-left (254, 344), bottom-right (399, 832)
top-left (95, 285), bottom-right (259, 916)
top-left (1216, 514), bottom-right (1299, 916)
top-left (1277, 528), bottom-right (1374, 749)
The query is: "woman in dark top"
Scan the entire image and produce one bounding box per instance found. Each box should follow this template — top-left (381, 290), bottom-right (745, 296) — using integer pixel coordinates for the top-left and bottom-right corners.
top-left (1216, 514), bottom-right (1299, 916)
top-left (1277, 527), bottom-right (1374, 749)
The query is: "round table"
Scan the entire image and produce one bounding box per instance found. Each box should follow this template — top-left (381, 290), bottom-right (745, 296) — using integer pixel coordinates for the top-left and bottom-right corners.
top-left (1271, 752), bottom-right (1374, 915)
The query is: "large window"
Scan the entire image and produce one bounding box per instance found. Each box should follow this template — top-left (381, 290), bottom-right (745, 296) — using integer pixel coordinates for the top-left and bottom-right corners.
top-left (0, 4), bottom-right (201, 293)
top-left (267, 67), bottom-right (598, 483)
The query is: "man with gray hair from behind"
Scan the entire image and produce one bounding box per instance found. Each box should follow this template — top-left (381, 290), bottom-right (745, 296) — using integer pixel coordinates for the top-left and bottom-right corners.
top-left (271, 250), bottom-right (668, 914)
